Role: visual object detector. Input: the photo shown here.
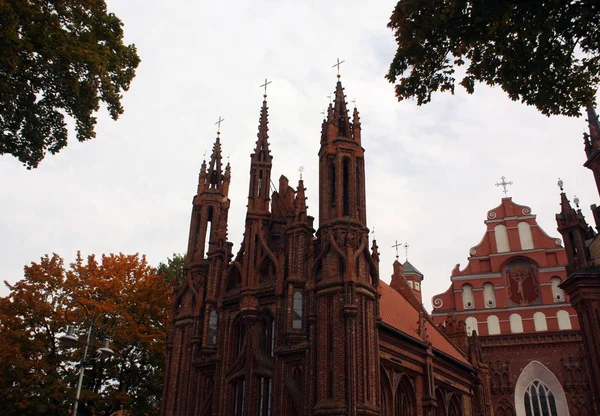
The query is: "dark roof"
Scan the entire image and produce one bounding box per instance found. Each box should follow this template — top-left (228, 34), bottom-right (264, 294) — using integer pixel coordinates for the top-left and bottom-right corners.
top-left (403, 260), bottom-right (423, 276)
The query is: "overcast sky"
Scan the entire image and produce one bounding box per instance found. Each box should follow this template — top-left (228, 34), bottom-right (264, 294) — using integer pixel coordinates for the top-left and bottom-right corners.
top-left (2, 0), bottom-right (598, 310)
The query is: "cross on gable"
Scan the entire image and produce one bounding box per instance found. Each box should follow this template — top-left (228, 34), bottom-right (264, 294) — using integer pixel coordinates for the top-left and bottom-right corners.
top-left (495, 176), bottom-right (513, 197)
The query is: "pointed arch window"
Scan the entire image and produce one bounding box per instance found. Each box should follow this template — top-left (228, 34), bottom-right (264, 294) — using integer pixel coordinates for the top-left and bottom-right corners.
top-left (342, 157), bottom-right (350, 216)
top-left (524, 380), bottom-right (558, 416)
top-left (258, 376), bottom-right (272, 416)
top-left (292, 292), bottom-right (303, 329)
top-left (262, 315), bottom-right (275, 357)
top-left (232, 378), bottom-right (245, 416)
top-left (394, 376), bottom-right (416, 416)
top-left (207, 310), bottom-right (218, 345)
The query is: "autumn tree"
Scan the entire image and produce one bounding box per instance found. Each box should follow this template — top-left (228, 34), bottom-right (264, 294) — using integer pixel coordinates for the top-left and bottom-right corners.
top-left (386, 0), bottom-right (600, 117)
top-left (0, 252), bottom-right (171, 416)
top-left (0, 1), bottom-right (140, 169)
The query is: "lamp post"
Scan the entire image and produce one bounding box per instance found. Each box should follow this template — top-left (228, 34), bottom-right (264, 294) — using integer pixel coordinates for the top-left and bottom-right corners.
top-left (60, 301), bottom-right (116, 416)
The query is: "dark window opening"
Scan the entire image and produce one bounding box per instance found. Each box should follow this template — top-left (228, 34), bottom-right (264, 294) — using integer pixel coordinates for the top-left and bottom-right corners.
top-left (258, 376), bottom-right (272, 416)
top-left (342, 157), bottom-right (350, 216)
top-left (329, 162), bottom-right (336, 207)
top-left (232, 378), bottom-right (245, 416)
top-left (207, 310), bottom-right (218, 345)
top-left (292, 292), bottom-right (303, 329)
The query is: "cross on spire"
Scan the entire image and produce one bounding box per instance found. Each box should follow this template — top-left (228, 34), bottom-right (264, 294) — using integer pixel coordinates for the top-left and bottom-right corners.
top-left (260, 78), bottom-right (272, 98)
top-left (215, 116), bottom-right (225, 136)
top-left (495, 176), bottom-right (513, 197)
top-left (332, 58), bottom-right (345, 78)
top-left (392, 240), bottom-right (402, 260)
top-left (352, 98), bottom-right (357, 107)
top-left (299, 166), bottom-right (305, 180)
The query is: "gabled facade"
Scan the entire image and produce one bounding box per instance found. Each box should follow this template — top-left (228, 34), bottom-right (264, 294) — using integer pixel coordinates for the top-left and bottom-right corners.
top-left (161, 79), bottom-right (492, 416)
top-left (432, 197), bottom-right (594, 416)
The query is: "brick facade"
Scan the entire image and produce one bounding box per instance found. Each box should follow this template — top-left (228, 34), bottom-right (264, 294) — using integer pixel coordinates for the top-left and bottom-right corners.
top-left (161, 79), bottom-right (493, 416)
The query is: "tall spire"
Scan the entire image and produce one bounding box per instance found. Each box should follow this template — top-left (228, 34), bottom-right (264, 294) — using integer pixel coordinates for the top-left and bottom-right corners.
top-left (252, 97), bottom-right (272, 163)
top-left (207, 136), bottom-right (223, 188)
top-left (247, 91), bottom-right (273, 212)
top-left (329, 80), bottom-right (352, 139)
top-left (587, 103), bottom-right (600, 141)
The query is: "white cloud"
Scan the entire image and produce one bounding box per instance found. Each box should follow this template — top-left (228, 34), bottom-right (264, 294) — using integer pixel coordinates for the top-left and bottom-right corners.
top-left (1, 0), bottom-right (597, 311)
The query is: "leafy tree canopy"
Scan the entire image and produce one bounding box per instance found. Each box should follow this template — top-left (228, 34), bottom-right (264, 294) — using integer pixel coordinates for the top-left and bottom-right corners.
top-left (157, 252), bottom-right (187, 287)
top-left (0, 0), bottom-right (140, 168)
top-left (0, 252), bottom-right (170, 416)
top-left (386, 0), bottom-right (600, 116)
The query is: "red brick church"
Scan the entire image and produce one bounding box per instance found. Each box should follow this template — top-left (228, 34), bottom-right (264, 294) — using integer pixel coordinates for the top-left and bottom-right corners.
top-left (160, 77), bottom-right (600, 416)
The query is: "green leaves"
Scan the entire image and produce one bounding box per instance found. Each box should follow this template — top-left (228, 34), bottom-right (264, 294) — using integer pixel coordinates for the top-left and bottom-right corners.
top-left (0, 0), bottom-right (140, 168)
top-left (387, 0), bottom-right (600, 116)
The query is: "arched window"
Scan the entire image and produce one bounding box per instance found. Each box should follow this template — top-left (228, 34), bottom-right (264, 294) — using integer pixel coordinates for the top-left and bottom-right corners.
top-left (524, 380), bottom-right (557, 416)
top-left (509, 313), bottom-right (523, 333)
top-left (557, 310), bottom-right (572, 330)
top-left (483, 282), bottom-right (496, 308)
top-left (495, 224), bottom-right (511, 253)
top-left (204, 206), bottom-right (214, 258)
top-left (487, 315), bottom-right (501, 335)
top-left (465, 316), bottom-right (478, 335)
top-left (394, 376), bottom-right (416, 416)
top-left (235, 322), bottom-right (245, 354)
top-left (258, 376), bottom-right (272, 416)
top-left (262, 316), bottom-right (275, 357)
top-left (448, 394), bottom-right (462, 416)
top-left (533, 312), bottom-right (548, 331)
top-left (207, 310), bottom-right (218, 345)
top-left (550, 277), bottom-right (565, 302)
top-left (518, 222), bottom-right (534, 250)
top-left (292, 292), bottom-right (303, 329)
top-left (342, 157), bottom-right (350, 216)
top-left (462, 284), bottom-right (475, 309)
top-left (232, 378), bottom-right (245, 416)
top-left (514, 361), bottom-right (568, 416)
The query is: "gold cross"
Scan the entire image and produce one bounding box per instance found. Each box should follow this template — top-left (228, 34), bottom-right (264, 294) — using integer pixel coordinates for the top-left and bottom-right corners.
top-left (392, 240), bottom-right (402, 260)
top-left (260, 78), bottom-right (272, 97)
top-left (215, 116), bottom-right (224, 136)
top-left (332, 58), bottom-right (345, 78)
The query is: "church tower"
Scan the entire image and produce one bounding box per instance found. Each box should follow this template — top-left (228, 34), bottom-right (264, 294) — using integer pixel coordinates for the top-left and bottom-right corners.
top-left (312, 76), bottom-right (381, 415)
top-left (556, 104), bottom-right (600, 413)
top-left (162, 133), bottom-right (232, 416)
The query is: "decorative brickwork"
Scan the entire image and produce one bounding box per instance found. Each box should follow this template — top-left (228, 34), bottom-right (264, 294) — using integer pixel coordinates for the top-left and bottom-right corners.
top-left (162, 79), bottom-right (490, 415)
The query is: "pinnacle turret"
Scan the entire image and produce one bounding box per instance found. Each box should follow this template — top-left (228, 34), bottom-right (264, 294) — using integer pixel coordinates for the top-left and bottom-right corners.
top-left (207, 136), bottom-right (223, 188)
top-left (252, 98), bottom-right (272, 163)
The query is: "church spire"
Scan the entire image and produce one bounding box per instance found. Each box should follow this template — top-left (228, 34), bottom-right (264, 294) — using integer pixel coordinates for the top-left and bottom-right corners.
top-left (247, 93), bottom-right (273, 212)
top-left (207, 136), bottom-right (223, 189)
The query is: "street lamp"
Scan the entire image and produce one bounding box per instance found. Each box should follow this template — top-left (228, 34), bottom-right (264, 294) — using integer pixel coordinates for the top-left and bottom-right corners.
top-left (59, 301), bottom-right (116, 416)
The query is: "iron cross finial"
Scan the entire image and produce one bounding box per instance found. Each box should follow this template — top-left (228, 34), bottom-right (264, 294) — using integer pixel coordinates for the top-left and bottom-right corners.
top-left (215, 116), bottom-right (225, 136)
top-left (392, 240), bottom-right (402, 260)
top-left (260, 78), bottom-right (272, 98)
top-left (327, 95), bottom-right (332, 104)
top-left (332, 58), bottom-right (345, 78)
top-left (352, 98), bottom-right (357, 107)
top-left (495, 176), bottom-right (513, 197)
top-left (299, 166), bottom-right (305, 180)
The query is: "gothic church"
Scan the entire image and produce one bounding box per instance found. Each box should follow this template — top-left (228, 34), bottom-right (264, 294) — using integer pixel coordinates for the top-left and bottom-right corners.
top-left (161, 77), bottom-right (492, 415)
top-left (161, 77), bottom-right (600, 415)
